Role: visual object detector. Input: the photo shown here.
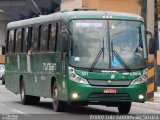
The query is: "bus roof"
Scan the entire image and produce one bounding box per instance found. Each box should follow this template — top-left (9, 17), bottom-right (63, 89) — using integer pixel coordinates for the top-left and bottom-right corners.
top-left (7, 11), bottom-right (144, 29)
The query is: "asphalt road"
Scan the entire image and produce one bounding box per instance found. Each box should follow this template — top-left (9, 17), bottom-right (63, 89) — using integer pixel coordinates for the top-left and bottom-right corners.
top-left (0, 80), bottom-right (159, 120)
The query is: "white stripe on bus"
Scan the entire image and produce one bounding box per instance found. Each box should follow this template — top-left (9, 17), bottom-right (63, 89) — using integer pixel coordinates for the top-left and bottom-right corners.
top-left (27, 55), bottom-right (31, 72)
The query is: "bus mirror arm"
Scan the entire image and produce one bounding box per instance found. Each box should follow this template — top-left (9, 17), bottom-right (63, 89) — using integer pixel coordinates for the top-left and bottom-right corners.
top-left (62, 33), bottom-right (71, 53)
top-left (146, 31), bottom-right (152, 38)
top-left (146, 31), bottom-right (154, 54)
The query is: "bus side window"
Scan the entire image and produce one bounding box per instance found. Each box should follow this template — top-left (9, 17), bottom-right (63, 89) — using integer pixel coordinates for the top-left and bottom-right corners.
top-left (28, 27), bottom-right (33, 52)
top-left (23, 28), bottom-right (29, 53)
top-left (21, 28), bottom-right (24, 52)
top-left (48, 23), bottom-right (57, 52)
top-left (8, 30), bottom-right (15, 54)
top-left (31, 26), bottom-right (39, 53)
top-left (13, 29), bottom-right (17, 53)
top-left (40, 24), bottom-right (48, 52)
top-left (6, 30), bottom-right (9, 53)
top-left (38, 25), bottom-right (41, 51)
top-left (15, 29), bottom-right (22, 53)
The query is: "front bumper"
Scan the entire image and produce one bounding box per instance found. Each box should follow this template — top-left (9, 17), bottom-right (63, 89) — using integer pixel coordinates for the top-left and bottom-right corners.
top-left (67, 81), bottom-right (147, 104)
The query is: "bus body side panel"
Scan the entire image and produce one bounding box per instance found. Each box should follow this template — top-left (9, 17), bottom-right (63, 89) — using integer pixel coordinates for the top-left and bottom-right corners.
top-left (5, 52), bottom-right (68, 99)
top-left (21, 52), bottom-right (67, 99)
top-left (5, 55), bottom-right (20, 94)
top-left (24, 54), bottom-right (42, 96)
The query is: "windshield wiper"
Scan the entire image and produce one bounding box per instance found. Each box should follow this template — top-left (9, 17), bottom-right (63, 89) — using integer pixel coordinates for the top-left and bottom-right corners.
top-left (111, 40), bottom-right (130, 72)
top-left (112, 50), bottom-right (131, 72)
top-left (89, 38), bottom-right (105, 72)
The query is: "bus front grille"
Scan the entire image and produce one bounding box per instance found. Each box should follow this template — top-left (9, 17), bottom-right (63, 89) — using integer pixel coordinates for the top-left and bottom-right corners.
top-left (88, 80), bottom-right (131, 86)
top-left (88, 93), bottom-right (131, 101)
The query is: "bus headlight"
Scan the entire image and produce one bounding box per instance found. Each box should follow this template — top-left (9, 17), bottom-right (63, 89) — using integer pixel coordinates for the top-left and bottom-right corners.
top-left (69, 67), bottom-right (89, 84)
top-left (131, 69), bottom-right (148, 85)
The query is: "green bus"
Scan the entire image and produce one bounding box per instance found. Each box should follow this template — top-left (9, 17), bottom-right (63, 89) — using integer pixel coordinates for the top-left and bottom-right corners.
top-left (5, 9), bottom-right (148, 114)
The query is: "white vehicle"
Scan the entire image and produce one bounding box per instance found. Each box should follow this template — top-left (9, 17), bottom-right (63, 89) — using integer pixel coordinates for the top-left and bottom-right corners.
top-left (0, 64), bottom-right (5, 84)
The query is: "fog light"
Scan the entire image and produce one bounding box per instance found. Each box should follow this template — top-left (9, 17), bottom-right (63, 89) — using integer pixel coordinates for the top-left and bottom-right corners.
top-left (72, 93), bottom-right (78, 99)
top-left (138, 94), bottom-right (144, 100)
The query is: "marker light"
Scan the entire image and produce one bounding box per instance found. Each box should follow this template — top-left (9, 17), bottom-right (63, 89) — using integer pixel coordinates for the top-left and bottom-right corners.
top-left (138, 94), bottom-right (144, 100)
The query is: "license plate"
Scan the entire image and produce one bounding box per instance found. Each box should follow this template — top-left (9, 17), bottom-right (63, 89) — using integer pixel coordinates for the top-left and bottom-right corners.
top-left (103, 88), bottom-right (117, 94)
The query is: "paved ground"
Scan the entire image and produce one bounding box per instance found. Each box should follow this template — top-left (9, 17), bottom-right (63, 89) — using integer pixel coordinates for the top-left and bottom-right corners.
top-left (133, 87), bottom-right (160, 111)
top-left (0, 80), bottom-right (159, 120)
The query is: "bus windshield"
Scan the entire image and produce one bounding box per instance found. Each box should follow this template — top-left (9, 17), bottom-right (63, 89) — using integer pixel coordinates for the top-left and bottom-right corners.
top-left (69, 20), bottom-right (147, 70)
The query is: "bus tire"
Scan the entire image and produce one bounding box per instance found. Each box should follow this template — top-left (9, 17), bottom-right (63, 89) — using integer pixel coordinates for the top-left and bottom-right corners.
top-left (20, 80), bottom-right (30, 105)
top-left (2, 78), bottom-right (5, 85)
top-left (117, 102), bottom-right (131, 114)
top-left (20, 80), bottom-right (40, 105)
top-left (52, 81), bottom-right (66, 112)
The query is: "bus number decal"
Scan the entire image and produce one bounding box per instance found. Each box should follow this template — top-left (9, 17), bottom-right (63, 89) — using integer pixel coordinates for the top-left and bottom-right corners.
top-left (81, 72), bottom-right (88, 76)
top-left (130, 72), bottom-right (142, 76)
top-left (43, 63), bottom-right (56, 71)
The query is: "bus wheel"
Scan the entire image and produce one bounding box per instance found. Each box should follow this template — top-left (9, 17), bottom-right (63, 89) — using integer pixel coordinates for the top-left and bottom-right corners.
top-left (2, 78), bottom-right (5, 85)
top-left (117, 102), bottom-right (131, 114)
top-left (20, 80), bottom-right (30, 105)
top-left (52, 82), bottom-right (66, 112)
top-left (20, 81), bottom-right (40, 105)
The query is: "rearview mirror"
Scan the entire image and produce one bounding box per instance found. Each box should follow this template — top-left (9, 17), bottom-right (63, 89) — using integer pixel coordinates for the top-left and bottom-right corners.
top-left (149, 38), bottom-right (154, 54)
top-left (146, 31), bottom-right (154, 54)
